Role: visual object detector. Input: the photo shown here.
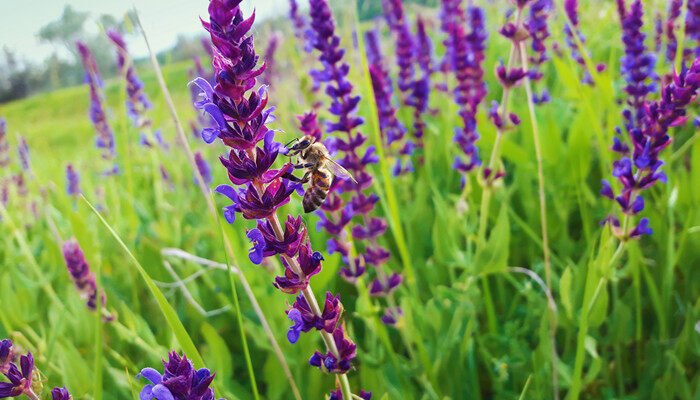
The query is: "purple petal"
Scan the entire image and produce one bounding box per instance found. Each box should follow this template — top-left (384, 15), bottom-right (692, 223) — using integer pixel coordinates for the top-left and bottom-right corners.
top-left (136, 367), bottom-right (163, 385)
top-left (139, 385), bottom-right (154, 400)
top-left (151, 384), bottom-right (175, 400)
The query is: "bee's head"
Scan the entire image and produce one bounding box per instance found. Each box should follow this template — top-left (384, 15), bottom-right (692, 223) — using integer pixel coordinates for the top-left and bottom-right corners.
top-left (288, 135), bottom-right (316, 151)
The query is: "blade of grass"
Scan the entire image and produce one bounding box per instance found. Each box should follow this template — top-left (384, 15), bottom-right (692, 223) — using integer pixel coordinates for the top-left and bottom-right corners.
top-left (126, 365), bottom-right (139, 400)
top-left (81, 194), bottom-right (206, 368)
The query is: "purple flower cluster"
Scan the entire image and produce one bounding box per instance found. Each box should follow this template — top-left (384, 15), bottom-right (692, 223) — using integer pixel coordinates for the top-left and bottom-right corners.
top-left (262, 32), bottom-right (280, 85)
top-left (438, 0), bottom-right (466, 75)
top-left (288, 0), bottom-right (315, 53)
top-left (381, 0), bottom-right (415, 95)
top-left (665, 0), bottom-right (684, 62)
top-left (450, 6), bottom-right (488, 178)
top-left (192, 0), bottom-right (362, 388)
top-left (194, 151), bottom-right (213, 186)
top-left (618, 0), bottom-right (658, 125)
top-left (107, 30), bottom-right (153, 129)
top-left (687, 1), bottom-right (700, 57)
top-left (50, 387), bottom-right (72, 400)
top-left (308, 0), bottom-right (398, 325)
top-left (563, 0), bottom-right (593, 84)
top-left (76, 41), bottom-right (119, 175)
top-left (364, 29), bottom-right (411, 176)
top-left (383, 0), bottom-right (431, 152)
top-left (525, 0), bottom-right (551, 81)
top-left (65, 164), bottom-right (81, 196)
top-left (0, 117), bottom-right (9, 168)
top-left (137, 352), bottom-right (221, 400)
top-left (62, 238), bottom-right (106, 313)
top-left (602, 58), bottom-right (700, 239)
top-left (407, 16), bottom-right (433, 151)
top-left (16, 137), bottom-right (30, 173)
top-left (0, 340), bottom-right (36, 399)
top-left (329, 389), bottom-right (371, 400)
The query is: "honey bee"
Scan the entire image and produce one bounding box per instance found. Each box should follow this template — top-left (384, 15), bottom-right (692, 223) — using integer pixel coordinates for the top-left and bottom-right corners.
top-left (285, 135), bottom-right (356, 213)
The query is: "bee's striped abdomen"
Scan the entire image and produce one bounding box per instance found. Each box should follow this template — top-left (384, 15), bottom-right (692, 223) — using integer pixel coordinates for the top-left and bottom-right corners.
top-left (303, 167), bottom-right (331, 213)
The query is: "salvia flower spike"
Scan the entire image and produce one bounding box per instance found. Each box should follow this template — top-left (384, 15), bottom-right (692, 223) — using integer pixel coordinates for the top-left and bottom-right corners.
top-left (76, 41), bottom-right (119, 175)
top-left (61, 238), bottom-right (111, 318)
top-left (0, 117), bottom-right (10, 168)
top-left (136, 351), bottom-right (222, 400)
top-left (191, 1), bottom-right (365, 397)
top-left (107, 30), bottom-right (166, 150)
top-left (450, 5), bottom-right (488, 182)
top-left (617, 0), bottom-right (658, 126)
top-left (364, 29), bottom-right (411, 176)
top-left (65, 164), bottom-right (81, 197)
top-left (308, 0), bottom-right (399, 323)
top-left (602, 57), bottom-right (700, 240)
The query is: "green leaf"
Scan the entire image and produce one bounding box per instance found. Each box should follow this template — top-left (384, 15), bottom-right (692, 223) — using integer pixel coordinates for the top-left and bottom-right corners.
top-left (81, 195), bottom-right (207, 368)
top-left (560, 266), bottom-right (574, 319)
top-left (201, 322), bottom-right (233, 382)
top-left (475, 204), bottom-right (510, 275)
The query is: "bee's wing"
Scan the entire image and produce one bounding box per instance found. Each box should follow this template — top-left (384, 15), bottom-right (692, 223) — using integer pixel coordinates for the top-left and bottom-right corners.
top-left (323, 156), bottom-right (357, 183)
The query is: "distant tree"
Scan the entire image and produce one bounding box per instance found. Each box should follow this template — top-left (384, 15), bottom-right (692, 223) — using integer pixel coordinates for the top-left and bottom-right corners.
top-left (37, 5), bottom-right (89, 50)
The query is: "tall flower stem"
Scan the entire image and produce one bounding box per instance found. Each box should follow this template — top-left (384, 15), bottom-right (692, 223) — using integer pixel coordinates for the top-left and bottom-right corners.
top-left (263, 207), bottom-right (354, 400)
top-left (518, 40), bottom-right (557, 400)
top-left (472, 8), bottom-right (523, 336)
top-left (476, 8), bottom-right (523, 246)
top-left (134, 12), bottom-right (301, 400)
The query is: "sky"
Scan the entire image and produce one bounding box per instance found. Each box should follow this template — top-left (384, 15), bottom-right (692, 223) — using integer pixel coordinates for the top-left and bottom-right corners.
top-left (0, 0), bottom-right (290, 63)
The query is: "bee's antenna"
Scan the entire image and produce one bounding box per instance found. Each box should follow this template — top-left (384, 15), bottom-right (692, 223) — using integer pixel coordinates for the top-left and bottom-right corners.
top-left (284, 138), bottom-right (297, 148)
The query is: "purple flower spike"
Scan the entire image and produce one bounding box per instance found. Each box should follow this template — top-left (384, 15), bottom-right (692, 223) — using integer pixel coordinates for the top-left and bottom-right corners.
top-left (0, 116), bottom-right (9, 168)
top-left (62, 238), bottom-right (108, 314)
top-left (16, 137), bottom-right (30, 173)
top-left (665, 0), bottom-right (684, 62)
top-left (76, 41), bottom-right (119, 175)
top-left (137, 351), bottom-right (222, 400)
top-left (51, 387), bottom-right (72, 400)
top-left (197, 1), bottom-right (363, 394)
top-left (194, 151), bottom-right (213, 186)
top-left (308, 327), bottom-right (357, 374)
top-left (603, 58), bottom-right (700, 240)
top-left (382, 0), bottom-right (415, 95)
top-left (107, 30), bottom-right (155, 131)
top-left (618, 0), bottom-right (657, 125)
top-left (687, 1), bottom-right (700, 57)
top-left (450, 5), bottom-right (488, 176)
top-left (365, 29), bottom-right (410, 173)
top-left (65, 164), bottom-right (81, 196)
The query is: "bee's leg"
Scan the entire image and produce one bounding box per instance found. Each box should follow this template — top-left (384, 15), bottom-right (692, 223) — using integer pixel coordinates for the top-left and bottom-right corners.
top-left (282, 171), bottom-right (302, 182)
top-left (294, 163), bottom-right (314, 169)
top-left (299, 171), bottom-right (312, 183)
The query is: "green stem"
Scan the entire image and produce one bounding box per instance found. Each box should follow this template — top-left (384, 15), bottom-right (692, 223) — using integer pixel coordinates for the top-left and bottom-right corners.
top-left (218, 216), bottom-right (260, 400)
